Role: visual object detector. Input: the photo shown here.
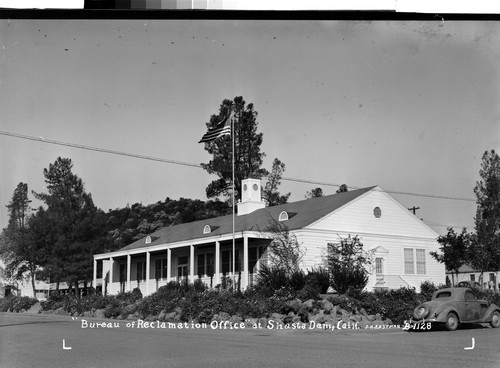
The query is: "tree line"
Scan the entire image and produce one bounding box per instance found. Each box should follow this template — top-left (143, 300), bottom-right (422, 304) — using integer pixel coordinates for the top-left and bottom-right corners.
top-left (432, 149), bottom-right (500, 287)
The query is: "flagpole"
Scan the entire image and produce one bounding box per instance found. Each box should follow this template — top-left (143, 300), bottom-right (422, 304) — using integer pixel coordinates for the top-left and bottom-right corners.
top-left (231, 110), bottom-right (235, 290)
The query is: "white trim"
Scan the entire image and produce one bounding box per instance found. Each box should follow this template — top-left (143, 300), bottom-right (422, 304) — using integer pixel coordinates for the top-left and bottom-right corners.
top-left (93, 231), bottom-right (270, 260)
top-left (278, 211), bottom-right (289, 222)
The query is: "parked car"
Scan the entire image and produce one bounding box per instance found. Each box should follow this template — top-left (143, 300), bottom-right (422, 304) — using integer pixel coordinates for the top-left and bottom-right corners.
top-left (457, 280), bottom-right (482, 289)
top-left (408, 287), bottom-right (500, 331)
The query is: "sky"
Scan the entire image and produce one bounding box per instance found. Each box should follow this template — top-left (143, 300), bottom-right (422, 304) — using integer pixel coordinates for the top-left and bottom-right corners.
top-left (1, 19), bottom-right (499, 235)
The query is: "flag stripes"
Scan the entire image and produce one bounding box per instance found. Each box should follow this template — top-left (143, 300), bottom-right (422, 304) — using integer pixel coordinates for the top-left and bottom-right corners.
top-left (198, 114), bottom-right (231, 143)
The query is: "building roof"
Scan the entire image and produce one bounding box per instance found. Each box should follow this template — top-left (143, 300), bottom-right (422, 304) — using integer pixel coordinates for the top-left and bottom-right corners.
top-left (447, 264), bottom-right (500, 274)
top-left (118, 186), bottom-right (377, 252)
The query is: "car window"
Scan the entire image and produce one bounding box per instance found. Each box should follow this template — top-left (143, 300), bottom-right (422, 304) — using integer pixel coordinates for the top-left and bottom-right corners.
top-left (465, 290), bottom-right (476, 301)
top-left (435, 291), bottom-right (452, 298)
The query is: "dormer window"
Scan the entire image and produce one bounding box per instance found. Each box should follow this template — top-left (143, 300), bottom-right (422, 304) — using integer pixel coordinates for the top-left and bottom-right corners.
top-left (145, 236), bottom-right (152, 244)
top-left (203, 225), bottom-right (211, 234)
top-left (278, 211), bottom-right (289, 222)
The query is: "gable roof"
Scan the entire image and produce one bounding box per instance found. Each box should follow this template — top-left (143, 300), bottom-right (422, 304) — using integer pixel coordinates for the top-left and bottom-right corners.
top-left (117, 186), bottom-right (376, 252)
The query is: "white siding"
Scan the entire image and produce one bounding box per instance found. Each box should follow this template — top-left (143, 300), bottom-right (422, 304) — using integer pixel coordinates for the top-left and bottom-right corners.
top-left (308, 188), bottom-right (437, 239)
top-left (293, 188), bottom-right (445, 291)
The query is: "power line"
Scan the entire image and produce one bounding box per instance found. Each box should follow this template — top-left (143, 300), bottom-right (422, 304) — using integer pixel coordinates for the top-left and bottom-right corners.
top-left (0, 130), bottom-right (201, 169)
top-left (0, 130), bottom-right (478, 203)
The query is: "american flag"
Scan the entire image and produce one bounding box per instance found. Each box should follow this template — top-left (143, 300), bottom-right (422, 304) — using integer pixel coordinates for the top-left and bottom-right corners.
top-left (198, 114), bottom-right (231, 143)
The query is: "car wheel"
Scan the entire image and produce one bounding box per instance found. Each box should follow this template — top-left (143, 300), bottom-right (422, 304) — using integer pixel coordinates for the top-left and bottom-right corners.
top-left (490, 311), bottom-right (500, 328)
top-left (445, 312), bottom-right (459, 331)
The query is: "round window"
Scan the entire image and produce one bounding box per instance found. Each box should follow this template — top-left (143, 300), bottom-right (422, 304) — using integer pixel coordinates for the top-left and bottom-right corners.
top-left (373, 207), bottom-right (382, 218)
top-left (253, 184), bottom-right (259, 191)
top-left (243, 184), bottom-right (248, 191)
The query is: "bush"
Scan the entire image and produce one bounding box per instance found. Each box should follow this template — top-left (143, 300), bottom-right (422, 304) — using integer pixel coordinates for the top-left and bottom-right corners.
top-left (0, 296), bottom-right (16, 312)
top-left (419, 281), bottom-right (438, 301)
top-left (305, 267), bottom-right (330, 294)
top-left (359, 287), bottom-right (420, 324)
top-left (256, 265), bottom-right (290, 297)
top-left (116, 288), bottom-right (143, 304)
top-left (473, 288), bottom-right (500, 305)
top-left (0, 296), bottom-right (38, 312)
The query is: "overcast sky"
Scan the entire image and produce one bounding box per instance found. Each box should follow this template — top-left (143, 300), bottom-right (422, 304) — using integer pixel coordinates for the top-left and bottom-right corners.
top-left (1, 19), bottom-right (499, 234)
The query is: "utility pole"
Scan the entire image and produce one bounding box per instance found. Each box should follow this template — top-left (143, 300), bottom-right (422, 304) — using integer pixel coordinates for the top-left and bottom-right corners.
top-left (408, 206), bottom-right (420, 215)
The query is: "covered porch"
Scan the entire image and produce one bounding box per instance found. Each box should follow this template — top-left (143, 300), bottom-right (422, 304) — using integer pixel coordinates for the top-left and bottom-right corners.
top-left (93, 233), bottom-right (270, 296)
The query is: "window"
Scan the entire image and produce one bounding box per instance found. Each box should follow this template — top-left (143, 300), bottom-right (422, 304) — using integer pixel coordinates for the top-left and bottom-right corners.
top-left (203, 225), bottom-right (211, 234)
top-left (222, 251), bottom-right (231, 274)
top-left (249, 247), bottom-right (258, 274)
top-left (404, 248), bottom-right (414, 274)
top-left (221, 250), bottom-right (240, 274)
top-left (470, 274), bottom-right (475, 282)
top-left (278, 211), bottom-right (289, 222)
top-left (416, 249), bottom-right (426, 275)
top-left (145, 236), bottom-right (152, 244)
top-left (198, 254), bottom-right (205, 276)
top-left (206, 253), bottom-right (214, 276)
top-left (436, 291), bottom-right (451, 299)
top-left (136, 261), bottom-right (146, 281)
top-left (375, 258), bottom-right (383, 275)
top-left (465, 290), bottom-right (476, 301)
top-left (97, 261), bottom-right (103, 279)
top-left (155, 258), bottom-right (168, 280)
top-left (197, 253), bottom-right (215, 276)
top-left (404, 248), bottom-right (426, 275)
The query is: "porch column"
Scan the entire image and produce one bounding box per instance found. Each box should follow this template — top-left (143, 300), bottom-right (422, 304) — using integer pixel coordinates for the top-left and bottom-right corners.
top-left (145, 251), bottom-right (150, 296)
top-left (126, 254), bottom-right (131, 292)
top-left (189, 245), bottom-right (195, 283)
top-left (92, 258), bottom-right (97, 290)
top-left (109, 257), bottom-right (114, 295)
top-left (167, 248), bottom-right (172, 283)
top-left (243, 236), bottom-right (249, 290)
top-left (215, 241), bottom-right (220, 286)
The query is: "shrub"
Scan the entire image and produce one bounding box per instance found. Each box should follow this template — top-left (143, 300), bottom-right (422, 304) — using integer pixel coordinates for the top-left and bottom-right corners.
top-left (0, 296), bottom-right (38, 312)
top-left (296, 282), bottom-right (321, 301)
top-left (289, 270), bottom-right (307, 292)
top-left (359, 287), bottom-right (420, 324)
top-left (326, 235), bottom-right (371, 295)
top-left (116, 288), bottom-right (143, 304)
top-left (305, 267), bottom-right (330, 294)
top-left (419, 281), bottom-right (438, 301)
top-left (473, 288), bottom-right (500, 305)
top-left (256, 265), bottom-right (290, 296)
top-left (0, 296), bottom-right (16, 312)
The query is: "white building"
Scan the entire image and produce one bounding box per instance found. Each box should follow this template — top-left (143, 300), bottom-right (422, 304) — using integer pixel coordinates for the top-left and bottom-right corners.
top-left (446, 264), bottom-right (499, 290)
top-left (0, 259), bottom-right (50, 300)
top-left (93, 179), bottom-right (445, 296)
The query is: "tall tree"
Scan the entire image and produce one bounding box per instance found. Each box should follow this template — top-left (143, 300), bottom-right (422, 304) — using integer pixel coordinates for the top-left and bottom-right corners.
top-left (470, 149), bottom-right (500, 283)
top-left (0, 182), bottom-right (41, 297)
top-left (33, 157), bottom-right (103, 296)
top-left (430, 227), bottom-right (470, 286)
top-left (262, 158), bottom-right (290, 206)
top-left (200, 96), bottom-right (268, 202)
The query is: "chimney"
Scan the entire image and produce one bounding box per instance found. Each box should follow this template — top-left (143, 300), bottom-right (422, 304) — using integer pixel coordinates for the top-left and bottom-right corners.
top-left (237, 178), bottom-right (265, 216)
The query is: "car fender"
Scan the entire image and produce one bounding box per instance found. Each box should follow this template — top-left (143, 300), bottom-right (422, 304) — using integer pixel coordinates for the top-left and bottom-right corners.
top-left (432, 305), bottom-right (460, 323)
top-left (481, 305), bottom-right (500, 322)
